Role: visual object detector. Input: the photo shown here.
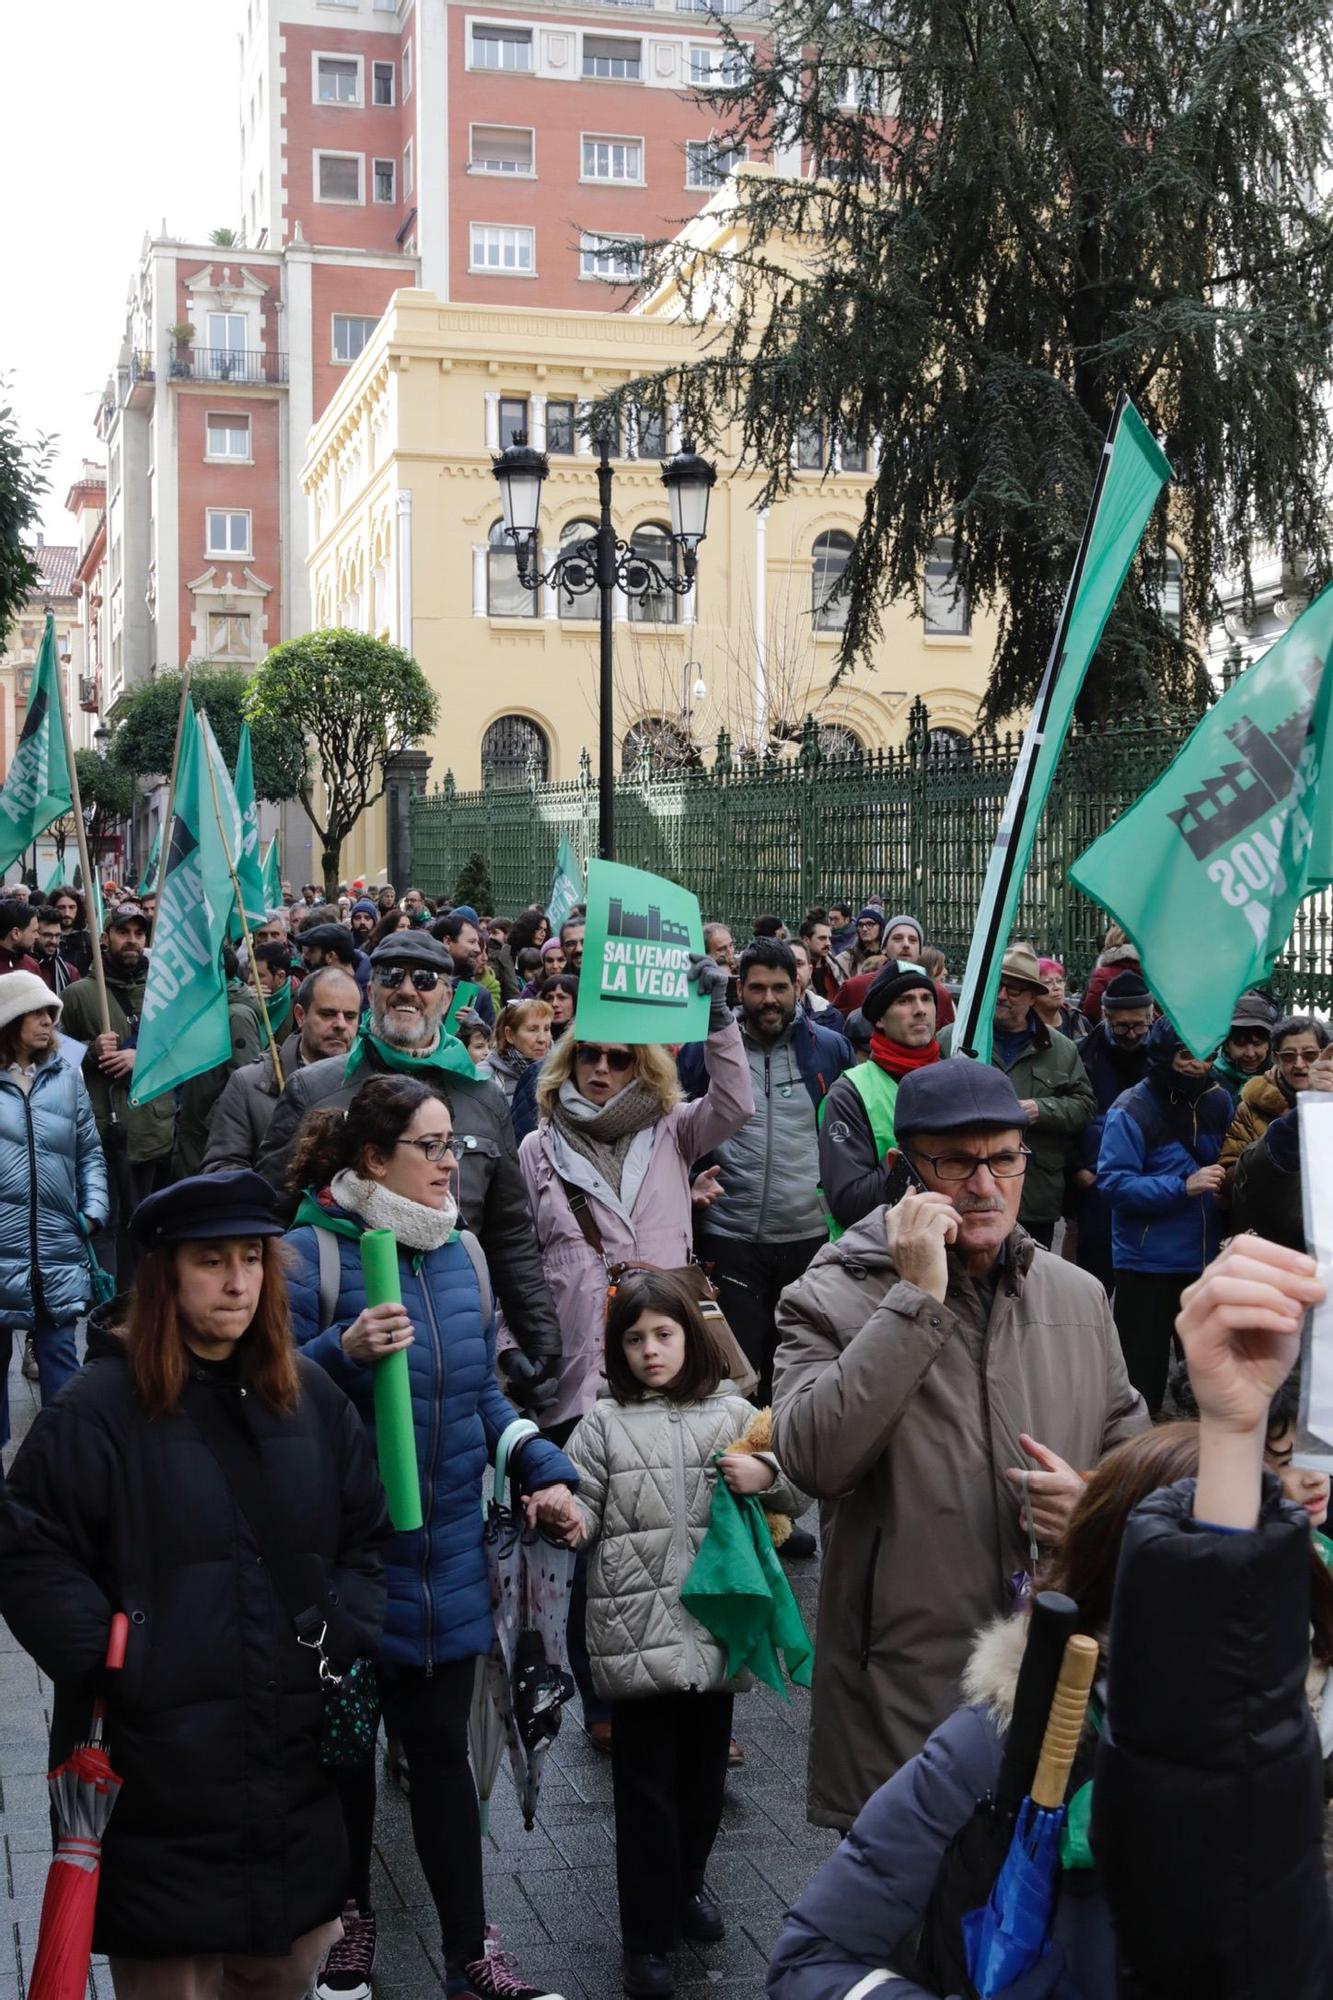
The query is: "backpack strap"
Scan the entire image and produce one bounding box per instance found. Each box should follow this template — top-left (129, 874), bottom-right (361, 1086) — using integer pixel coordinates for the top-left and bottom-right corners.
top-left (315, 1227), bottom-right (342, 1334)
top-left (457, 1227), bottom-right (493, 1332)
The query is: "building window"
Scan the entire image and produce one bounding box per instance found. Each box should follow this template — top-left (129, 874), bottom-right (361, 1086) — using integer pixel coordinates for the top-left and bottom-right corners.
top-left (487, 521), bottom-right (537, 618)
top-left (582, 33), bottom-right (641, 79)
top-left (471, 22), bottom-right (533, 70)
top-left (622, 718), bottom-right (694, 773)
top-left (558, 520), bottom-right (598, 619)
top-left (332, 314), bottom-right (379, 362)
top-left (685, 139), bottom-right (744, 187)
top-left (924, 537), bottom-right (970, 635)
top-left (795, 421), bottom-right (825, 471)
top-left (626, 524), bottom-right (678, 623)
top-left (470, 125), bottom-right (534, 174)
top-left (206, 510), bottom-right (252, 558)
top-left (1159, 548), bottom-right (1183, 638)
top-left (402, 41), bottom-right (413, 95)
top-left (840, 438), bottom-right (868, 472)
top-left (315, 151), bottom-right (363, 203)
top-left (373, 157), bottom-right (396, 202)
top-left (546, 402), bottom-right (577, 454)
top-left (812, 530), bottom-right (853, 631)
top-left (403, 139), bottom-right (414, 195)
top-left (688, 46), bottom-right (713, 84)
top-left (205, 412), bottom-right (251, 460)
top-left (633, 405), bottom-right (666, 457)
top-left (818, 723), bottom-right (864, 758)
top-left (498, 396), bottom-right (529, 446)
top-left (579, 231), bottom-right (643, 282)
top-left (927, 726), bottom-right (972, 759)
top-left (208, 611), bottom-right (252, 658)
top-left (316, 55), bottom-right (360, 103)
top-left (372, 59), bottom-right (395, 104)
top-left (582, 135), bottom-right (643, 182)
top-left (470, 223), bottom-right (535, 274)
top-left (199, 312), bottom-right (248, 379)
top-left (482, 714), bottom-right (550, 785)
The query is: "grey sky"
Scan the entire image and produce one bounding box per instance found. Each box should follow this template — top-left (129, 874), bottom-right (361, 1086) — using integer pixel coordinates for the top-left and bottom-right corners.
top-left (4, 2), bottom-right (243, 540)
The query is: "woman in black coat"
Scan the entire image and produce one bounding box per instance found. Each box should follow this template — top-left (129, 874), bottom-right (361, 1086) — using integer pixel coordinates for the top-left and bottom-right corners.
top-left (0, 1170), bottom-right (390, 2000)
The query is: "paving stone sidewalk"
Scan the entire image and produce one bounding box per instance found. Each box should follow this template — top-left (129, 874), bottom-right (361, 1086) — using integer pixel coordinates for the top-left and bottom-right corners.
top-left (0, 1343), bottom-right (834, 1999)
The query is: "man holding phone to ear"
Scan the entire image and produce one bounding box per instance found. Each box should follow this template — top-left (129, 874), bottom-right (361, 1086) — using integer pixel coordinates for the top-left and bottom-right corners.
top-left (772, 1057), bottom-right (1147, 1830)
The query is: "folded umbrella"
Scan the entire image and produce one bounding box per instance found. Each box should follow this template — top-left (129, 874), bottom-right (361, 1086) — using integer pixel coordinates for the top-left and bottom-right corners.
top-left (680, 1473), bottom-right (813, 1695)
top-left (963, 1632), bottom-right (1100, 1998)
top-left (30, 1612), bottom-right (129, 2000)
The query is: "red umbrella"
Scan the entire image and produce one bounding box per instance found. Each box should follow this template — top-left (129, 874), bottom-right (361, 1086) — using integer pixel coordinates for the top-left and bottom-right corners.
top-left (29, 1613), bottom-right (129, 2000)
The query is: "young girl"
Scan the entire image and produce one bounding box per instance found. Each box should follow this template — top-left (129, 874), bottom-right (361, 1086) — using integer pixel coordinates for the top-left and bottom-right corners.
top-left (555, 1270), bottom-right (806, 2000)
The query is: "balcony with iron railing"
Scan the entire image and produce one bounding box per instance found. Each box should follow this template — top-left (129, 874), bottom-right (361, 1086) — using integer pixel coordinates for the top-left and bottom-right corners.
top-left (169, 347), bottom-right (289, 386)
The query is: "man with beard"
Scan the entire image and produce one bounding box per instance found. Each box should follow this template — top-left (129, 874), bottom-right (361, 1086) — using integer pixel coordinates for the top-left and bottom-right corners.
top-left (680, 938), bottom-right (852, 1420)
top-left (0, 899), bottom-right (41, 976)
top-left (257, 933), bottom-right (561, 1411)
top-left (48, 888), bottom-right (93, 976)
top-left (817, 959), bottom-right (941, 1238)
top-left (32, 907), bottom-right (81, 995)
top-left (559, 913), bottom-right (585, 973)
top-left (1070, 969), bottom-right (1155, 1294)
top-left (348, 897), bottom-right (380, 948)
top-left (771, 1059), bottom-right (1146, 1826)
top-left (61, 903), bottom-right (174, 1284)
top-left (203, 965), bottom-right (362, 1172)
top-left (435, 911), bottom-right (500, 1025)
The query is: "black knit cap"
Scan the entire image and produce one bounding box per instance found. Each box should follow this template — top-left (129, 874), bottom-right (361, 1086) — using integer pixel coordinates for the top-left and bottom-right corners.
top-left (861, 958), bottom-right (936, 1027)
top-left (1102, 968), bottom-right (1154, 1012)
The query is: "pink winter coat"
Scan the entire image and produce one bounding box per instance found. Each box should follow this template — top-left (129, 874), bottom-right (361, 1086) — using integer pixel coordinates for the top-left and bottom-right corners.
top-left (516, 1023), bottom-right (754, 1428)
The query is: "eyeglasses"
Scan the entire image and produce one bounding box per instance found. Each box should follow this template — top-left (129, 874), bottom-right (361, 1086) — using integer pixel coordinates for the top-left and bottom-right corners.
top-left (373, 964), bottom-right (442, 992)
top-left (906, 1144), bottom-right (1031, 1182)
top-left (575, 1044), bottom-right (635, 1073)
top-left (396, 1136), bottom-right (458, 1163)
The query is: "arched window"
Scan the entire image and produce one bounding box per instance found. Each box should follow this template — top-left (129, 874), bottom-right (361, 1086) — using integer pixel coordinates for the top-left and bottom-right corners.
top-left (817, 723), bottom-right (863, 758)
top-left (626, 523), bottom-right (679, 624)
top-left (481, 714), bottom-right (550, 787)
top-left (927, 725), bottom-right (972, 760)
top-left (924, 538), bottom-right (970, 635)
top-left (621, 717), bottom-right (696, 773)
top-left (487, 519), bottom-right (536, 619)
top-left (557, 519), bottom-right (598, 620)
top-left (1158, 548), bottom-right (1183, 638)
top-left (812, 531), bottom-right (853, 631)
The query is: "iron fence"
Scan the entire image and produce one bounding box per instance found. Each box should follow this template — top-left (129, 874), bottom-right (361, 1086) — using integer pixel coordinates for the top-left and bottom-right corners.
top-left (409, 697), bottom-right (1333, 1006)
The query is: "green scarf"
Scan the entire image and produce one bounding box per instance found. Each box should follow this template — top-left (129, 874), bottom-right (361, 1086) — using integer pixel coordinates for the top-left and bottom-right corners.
top-left (680, 1472), bottom-right (814, 1696)
top-left (343, 1022), bottom-right (480, 1085)
top-left (263, 980), bottom-right (293, 1042)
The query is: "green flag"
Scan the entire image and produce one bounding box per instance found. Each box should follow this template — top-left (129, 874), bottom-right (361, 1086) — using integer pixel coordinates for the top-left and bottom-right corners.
top-left (546, 833), bottom-right (583, 932)
top-left (1071, 583), bottom-right (1333, 1058)
top-left (261, 836), bottom-right (282, 912)
top-left (137, 824), bottom-right (162, 897)
top-left (575, 859), bottom-right (709, 1044)
top-left (0, 614), bottom-right (74, 875)
top-left (44, 860), bottom-right (66, 895)
top-left (87, 866), bottom-right (105, 939)
top-left (129, 707), bottom-right (235, 1105)
top-left (953, 399), bottom-right (1172, 1059)
top-left (227, 723), bottom-right (268, 940)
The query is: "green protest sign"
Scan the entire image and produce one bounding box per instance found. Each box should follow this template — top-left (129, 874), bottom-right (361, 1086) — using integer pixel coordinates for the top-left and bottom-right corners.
top-left (575, 860), bottom-right (709, 1045)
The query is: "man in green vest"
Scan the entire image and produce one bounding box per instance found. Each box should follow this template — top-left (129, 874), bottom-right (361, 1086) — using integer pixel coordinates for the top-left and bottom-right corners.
top-left (818, 960), bottom-right (941, 1237)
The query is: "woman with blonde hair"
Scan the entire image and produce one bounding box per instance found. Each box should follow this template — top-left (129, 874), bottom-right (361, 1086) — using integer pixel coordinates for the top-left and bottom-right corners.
top-left (484, 996), bottom-right (554, 1107)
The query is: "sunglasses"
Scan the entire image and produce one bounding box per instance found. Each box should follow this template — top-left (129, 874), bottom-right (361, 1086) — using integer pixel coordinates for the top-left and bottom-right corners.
top-left (373, 964), bottom-right (442, 992)
top-left (575, 1044), bottom-right (635, 1073)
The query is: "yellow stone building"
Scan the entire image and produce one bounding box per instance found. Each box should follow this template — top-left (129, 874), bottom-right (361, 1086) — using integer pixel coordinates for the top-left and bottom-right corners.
top-left (303, 202), bottom-right (995, 882)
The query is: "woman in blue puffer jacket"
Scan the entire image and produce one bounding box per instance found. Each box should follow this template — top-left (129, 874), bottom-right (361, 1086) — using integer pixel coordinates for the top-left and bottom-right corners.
top-left (284, 1074), bottom-right (579, 2000)
top-left (0, 971), bottom-right (107, 1439)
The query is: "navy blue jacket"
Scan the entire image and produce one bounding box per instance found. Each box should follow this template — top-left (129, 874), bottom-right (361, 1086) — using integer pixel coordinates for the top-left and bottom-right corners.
top-left (677, 1007), bottom-right (852, 1113)
top-left (285, 1202), bottom-right (576, 1668)
top-left (1097, 1021), bottom-right (1231, 1276)
top-left (1075, 1022), bottom-right (1151, 1174)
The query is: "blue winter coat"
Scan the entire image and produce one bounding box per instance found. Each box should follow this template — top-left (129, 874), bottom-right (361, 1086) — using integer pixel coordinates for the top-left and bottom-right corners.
top-left (1097, 1022), bottom-right (1230, 1276)
top-left (768, 1700), bottom-right (1115, 1999)
top-left (0, 1053), bottom-right (108, 1328)
top-left (285, 1200), bottom-right (577, 1668)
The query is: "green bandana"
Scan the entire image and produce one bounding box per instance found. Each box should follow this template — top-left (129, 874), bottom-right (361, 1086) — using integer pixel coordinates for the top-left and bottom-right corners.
top-left (263, 981), bottom-right (293, 1042)
top-left (343, 1023), bottom-right (479, 1086)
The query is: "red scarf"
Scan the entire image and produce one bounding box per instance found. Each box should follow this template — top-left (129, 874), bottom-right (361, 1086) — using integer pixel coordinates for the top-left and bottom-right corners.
top-left (870, 1031), bottom-right (940, 1079)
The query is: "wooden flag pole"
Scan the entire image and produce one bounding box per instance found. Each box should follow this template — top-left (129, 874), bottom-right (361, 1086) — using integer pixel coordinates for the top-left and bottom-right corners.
top-left (198, 709), bottom-right (286, 1093)
top-left (49, 617), bottom-right (112, 1040)
top-left (153, 666), bottom-right (193, 904)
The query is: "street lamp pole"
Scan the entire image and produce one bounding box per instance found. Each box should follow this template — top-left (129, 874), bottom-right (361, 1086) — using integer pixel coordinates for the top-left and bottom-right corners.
top-left (492, 427), bottom-right (717, 863)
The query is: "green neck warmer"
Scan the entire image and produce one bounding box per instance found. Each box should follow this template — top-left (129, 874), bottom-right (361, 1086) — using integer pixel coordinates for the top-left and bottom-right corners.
top-left (344, 1022), bottom-right (479, 1085)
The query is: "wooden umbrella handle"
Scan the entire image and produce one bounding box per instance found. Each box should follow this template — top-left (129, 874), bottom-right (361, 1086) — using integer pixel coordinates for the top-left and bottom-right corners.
top-left (1030, 1633), bottom-right (1099, 1809)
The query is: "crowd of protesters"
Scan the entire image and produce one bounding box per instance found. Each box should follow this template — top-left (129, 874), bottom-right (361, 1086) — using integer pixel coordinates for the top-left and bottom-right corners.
top-left (0, 867), bottom-right (1329, 1999)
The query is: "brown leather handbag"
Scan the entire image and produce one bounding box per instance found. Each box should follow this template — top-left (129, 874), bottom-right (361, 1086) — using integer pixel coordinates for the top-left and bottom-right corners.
top-left (556, 1175), bottom-right (760, 1398)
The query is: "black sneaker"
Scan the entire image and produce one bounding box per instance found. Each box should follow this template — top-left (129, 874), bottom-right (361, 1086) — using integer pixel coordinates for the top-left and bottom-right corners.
top-left (461, 1931), bottom-right (567, 2000)
top-left (315, 1903), bottom-right (376, 2000)
top-left (21, 1336), bottom-right (38, 1382)
top-left (679, 1891), bottom-right (725, 1943)
top-left (622, 1954), bottom-right (674, 1998)
top-left (779, 1525), bottom-right (817, 1560)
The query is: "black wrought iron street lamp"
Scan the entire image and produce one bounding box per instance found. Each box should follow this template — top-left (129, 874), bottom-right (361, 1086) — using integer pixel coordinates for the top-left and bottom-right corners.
top-left (492, 431), bottom-right (717, 859)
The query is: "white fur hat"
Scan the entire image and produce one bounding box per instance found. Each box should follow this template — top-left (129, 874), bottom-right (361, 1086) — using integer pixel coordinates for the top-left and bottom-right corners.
top-left (0, 971), bottom-right (61, 1036)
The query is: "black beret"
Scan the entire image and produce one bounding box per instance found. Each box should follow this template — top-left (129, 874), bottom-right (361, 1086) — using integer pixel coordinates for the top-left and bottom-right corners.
top-left (894, 1056), bottom-right (1030, 1138)
top-left (130, 1170), bottom-right (285, 1245)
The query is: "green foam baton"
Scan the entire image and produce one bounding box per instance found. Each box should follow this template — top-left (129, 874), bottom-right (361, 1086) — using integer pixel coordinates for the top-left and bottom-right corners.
top-left (360, 1228), bottom-right (424, 1532)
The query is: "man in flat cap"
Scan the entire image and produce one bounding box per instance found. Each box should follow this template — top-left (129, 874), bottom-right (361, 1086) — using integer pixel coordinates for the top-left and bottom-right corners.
top-left (258, 933), bottom-right (561, 1411)
top-left (771, 1057), bottom-right (1147, 1830)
